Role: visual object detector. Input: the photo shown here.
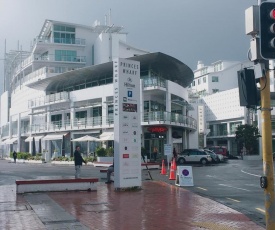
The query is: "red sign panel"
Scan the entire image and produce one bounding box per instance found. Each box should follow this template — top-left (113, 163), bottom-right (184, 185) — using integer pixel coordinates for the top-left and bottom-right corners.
top-left (123, 154), bottom-right (129, 158)
top-left (147, 126), bottom-right (168, 133)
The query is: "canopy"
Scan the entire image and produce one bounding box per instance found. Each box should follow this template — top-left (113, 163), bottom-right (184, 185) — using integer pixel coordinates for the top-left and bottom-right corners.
top-left (3, 137), bottom-right (18, 144)
top-left (25, 136), bottom-right (44, 142)
top-left (99, 132), bottom-right (114, 141)
top-left (42, 133), bottom-right (68, 141)
top-left (71, 135), bottom-right (99, 142)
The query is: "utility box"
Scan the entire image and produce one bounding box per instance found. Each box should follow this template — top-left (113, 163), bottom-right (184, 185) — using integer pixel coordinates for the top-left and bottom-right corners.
top-left (245, 5), bottom-right (259, 35)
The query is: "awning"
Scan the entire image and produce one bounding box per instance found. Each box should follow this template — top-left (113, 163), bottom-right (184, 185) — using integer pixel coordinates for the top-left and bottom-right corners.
top-left (42, 133), bottom-right (68, 141)
top-left (25, 136), bottom-right (44, 142)
top-left (99, 132), bottom-right (114, 141)
top-left (4, 137), bottom-right (18, 144)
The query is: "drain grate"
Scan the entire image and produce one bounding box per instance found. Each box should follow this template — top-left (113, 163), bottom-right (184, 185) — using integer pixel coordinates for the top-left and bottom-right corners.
top-left (82, 202), bottom-right (113, 213)
top-left (192, 222), bottom-right (237, 230)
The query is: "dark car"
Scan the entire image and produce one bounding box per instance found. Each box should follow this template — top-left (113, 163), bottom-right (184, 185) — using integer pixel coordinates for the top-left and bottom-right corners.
top-left (177, 149), bottom-right (212, 165)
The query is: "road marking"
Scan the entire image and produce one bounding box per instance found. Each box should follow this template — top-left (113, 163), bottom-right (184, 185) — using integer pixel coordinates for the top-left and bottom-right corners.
top-left (197, 187), bottom-right (207, 191)
top-left (241, 169), bottom-right (261, 178)
top-left (226, 197), bottom-right (240, 203)
top-left (256, 208), bottom-right (265, 213)
top-left (219, 184), bottom-right (250, 192)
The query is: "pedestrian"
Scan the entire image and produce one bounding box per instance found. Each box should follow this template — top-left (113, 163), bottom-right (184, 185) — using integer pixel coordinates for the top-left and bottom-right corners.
top-left (173, 147), bottom-right (177, 160)
top-left (74, 145), bottom-right (87, 178)
top-left (105, 160), bottom-right (114, 184)
top-left (153, 146), bottom-right (158, 162)
top-left (13, 150), bottom-right (17, 163)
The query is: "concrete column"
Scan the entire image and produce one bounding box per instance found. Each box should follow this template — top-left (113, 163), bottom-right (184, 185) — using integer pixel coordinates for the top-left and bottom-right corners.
top-left (46, 110), bottom-right (51, 131)
top-left (165, 81), bottom-right (171, 112)
top-left (17, 113), bottom-right (21, 152)
top-left (70, 107), bottom-right (75, 128)
top-left (102, 96), bottom-right (107, 126)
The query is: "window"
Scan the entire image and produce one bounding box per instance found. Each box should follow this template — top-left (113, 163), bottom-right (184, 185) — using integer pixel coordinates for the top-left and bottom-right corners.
top-left (55, 50), bottom-right (76, 62)
top-left (203, 77), bottom-right (206, 83)
top-left (212, 89), bottom-right (219, 93)
top-left (192, 81), bottom-right (195, 86)
top-left (198, 79), bottom-right (201, 85)
top-left (212, 76), bottom-right (219, 82)
top-left (53, 24), bottom-right (75, 44)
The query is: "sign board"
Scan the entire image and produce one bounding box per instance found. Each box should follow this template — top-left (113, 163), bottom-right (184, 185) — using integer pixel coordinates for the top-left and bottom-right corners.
top-left (164, 144), bottom-right (172, 156)
top-left (113, 58), bottom-right (141, 189)
top-left (175, 166), bottom-right (194, 187)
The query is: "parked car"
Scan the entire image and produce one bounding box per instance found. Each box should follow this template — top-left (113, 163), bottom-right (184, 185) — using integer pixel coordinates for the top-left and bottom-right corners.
top-left (203, 149), bottom-right (220, 163)
top-left (207, 146), bottom-right (228, 157)
top-left (204, 149), bottom-right (226, 162)
top-left (177, 149), bottom-right (212, 165)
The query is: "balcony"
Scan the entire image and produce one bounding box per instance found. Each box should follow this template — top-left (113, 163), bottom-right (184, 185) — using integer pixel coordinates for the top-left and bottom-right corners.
top-left (143, 111), bottom-right (197, 129)
top-left (143, 76), bottom-right (166, 89)
top-left (28, 92), bottom-right (70, 108)
top-left (34, 37), bottom-right (86, 46)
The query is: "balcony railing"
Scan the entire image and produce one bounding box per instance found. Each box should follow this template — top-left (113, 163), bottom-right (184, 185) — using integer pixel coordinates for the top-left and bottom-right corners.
top-left (143, 77), bottom-right (166, 88)
top-left (2, 112), bottom-right (197, 137)
top-left (28, 92), bottom-right (70, 108)
top-left (208, 130), bottom-right (237, 137)
top-left (143, 111), bottom-right (197, 129)
top-left (34, 37), bottom-right (86, 46)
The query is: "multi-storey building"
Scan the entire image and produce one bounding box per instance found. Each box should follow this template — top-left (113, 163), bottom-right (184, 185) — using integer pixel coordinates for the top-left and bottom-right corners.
top-left (190, 60), bottom-right (259, 156)
top-left (0, 19), bottom-right (196, 160)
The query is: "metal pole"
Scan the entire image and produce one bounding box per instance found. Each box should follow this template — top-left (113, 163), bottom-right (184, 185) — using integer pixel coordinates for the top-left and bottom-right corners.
top-left (260, 68), bottom-right (275, 230)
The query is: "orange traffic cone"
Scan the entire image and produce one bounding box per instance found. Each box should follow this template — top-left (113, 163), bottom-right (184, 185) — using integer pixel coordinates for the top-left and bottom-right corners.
top-left (169, 166), bottom-right (176, 180)
top-left (160, 159), bottom-right (166, 175)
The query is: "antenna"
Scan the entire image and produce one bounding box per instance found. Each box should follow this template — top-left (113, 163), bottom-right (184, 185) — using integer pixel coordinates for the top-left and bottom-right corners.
top-left (109, 9), bottom-right (111, 26)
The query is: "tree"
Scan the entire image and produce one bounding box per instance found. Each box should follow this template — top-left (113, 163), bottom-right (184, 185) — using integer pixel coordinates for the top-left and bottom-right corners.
top-left (235, 124), bottom-right (261, 155)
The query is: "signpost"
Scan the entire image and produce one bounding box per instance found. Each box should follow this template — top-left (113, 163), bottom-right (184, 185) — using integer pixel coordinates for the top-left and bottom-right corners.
top-left (175, 166), bottom-right (194, 187)
top-left (113, 58), bottom-right (141, 190)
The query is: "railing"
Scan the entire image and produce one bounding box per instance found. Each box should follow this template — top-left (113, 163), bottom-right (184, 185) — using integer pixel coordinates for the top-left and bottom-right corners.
top-left (2, 111), bottom-right (197, 137)
top-left (14, 54), bottom-right (86, 74)
top-left (143, 77), bottom-right (166, 88)
top-left (28, 92), bottom-right (70, 108)
top-left (143, 111), bottom-right (197, 129)
top-left (34, 37), bottom-right (86, 46)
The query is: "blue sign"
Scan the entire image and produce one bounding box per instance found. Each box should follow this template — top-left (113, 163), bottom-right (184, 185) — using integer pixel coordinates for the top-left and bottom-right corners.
top-left (128, 91), bottom-right (133, 97)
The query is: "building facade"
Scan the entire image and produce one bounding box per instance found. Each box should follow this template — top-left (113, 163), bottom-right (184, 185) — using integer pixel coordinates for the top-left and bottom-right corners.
top-left (190, 60), bottom-right (275, 157)
top-left (0, 19), bottom-right (196, 160)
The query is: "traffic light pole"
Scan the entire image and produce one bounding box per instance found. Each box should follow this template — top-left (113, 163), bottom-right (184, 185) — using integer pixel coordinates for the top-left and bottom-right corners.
top-left (260, 66), bottom-right (275, 230)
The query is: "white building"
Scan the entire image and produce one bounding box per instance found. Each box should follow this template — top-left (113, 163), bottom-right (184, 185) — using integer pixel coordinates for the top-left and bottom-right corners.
top-left (0, 19), bottom-right (196, 160)
top-left (190, 60), bottom-right (259, 156)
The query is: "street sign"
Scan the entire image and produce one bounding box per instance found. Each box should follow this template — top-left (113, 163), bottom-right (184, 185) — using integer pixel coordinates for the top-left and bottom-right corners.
top-left (175, 166), bottom-right (194, 187)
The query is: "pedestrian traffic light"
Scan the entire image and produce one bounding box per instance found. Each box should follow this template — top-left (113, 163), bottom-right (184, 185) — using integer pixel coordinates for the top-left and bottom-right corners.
top-left (260, 2), bottom-right (275, 59)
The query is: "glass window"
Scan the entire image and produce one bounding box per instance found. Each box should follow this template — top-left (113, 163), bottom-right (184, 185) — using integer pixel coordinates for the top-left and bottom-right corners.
top-left (198, 79), bottom-right (201, 85)
top-left (212, 76), bottom-right (219, 82)
top-left (203, 77), bottom-right (206, 83)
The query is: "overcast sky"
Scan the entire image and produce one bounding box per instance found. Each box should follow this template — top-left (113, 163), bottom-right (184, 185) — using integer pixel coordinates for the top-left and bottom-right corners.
top-left (0, 0), bottom-right (257, 92)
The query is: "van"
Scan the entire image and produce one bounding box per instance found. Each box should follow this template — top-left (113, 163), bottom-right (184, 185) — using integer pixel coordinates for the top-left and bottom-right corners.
top-left (207, 146), bottom-right (228, 157)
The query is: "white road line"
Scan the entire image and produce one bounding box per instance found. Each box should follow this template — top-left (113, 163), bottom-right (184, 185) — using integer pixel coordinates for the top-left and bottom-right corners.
top-left (256, 208), bottom-right (265, 213)
top-left (226, 197), bottom-right (240, 203)
top-left (241, 169), bottom-right (261, 178)
top-left (219, 184), bottom-right (251, 192)
top-left (197, 187), bottom-right (207, 191)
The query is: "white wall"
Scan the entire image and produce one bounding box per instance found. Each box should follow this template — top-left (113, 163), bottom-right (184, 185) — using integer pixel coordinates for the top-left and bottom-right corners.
top-left (203, 88), bottom-right (245, 122)
top-left (0, 91), bottom-right (9, 125)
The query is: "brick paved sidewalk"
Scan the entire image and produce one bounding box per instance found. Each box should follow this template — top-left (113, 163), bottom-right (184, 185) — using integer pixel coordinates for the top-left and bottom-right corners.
top-left (49, 181), bottom-right (263, 230)
top-left (0, 181), bottom-right (265, 229)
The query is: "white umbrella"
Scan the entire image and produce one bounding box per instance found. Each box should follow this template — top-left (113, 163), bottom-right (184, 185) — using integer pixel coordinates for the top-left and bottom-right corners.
top-left (71, 135), bottom-right (100, 142)
top-left (71, 135), bottom-right (100, 154)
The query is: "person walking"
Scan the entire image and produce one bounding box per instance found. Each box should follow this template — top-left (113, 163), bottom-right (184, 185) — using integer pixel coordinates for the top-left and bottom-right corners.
top-left (13, 151), bottom-right (17, 163)
top-left (153, 146), bottom-right (158, 162)
top-left (74, 145), bottom-right (86, 178)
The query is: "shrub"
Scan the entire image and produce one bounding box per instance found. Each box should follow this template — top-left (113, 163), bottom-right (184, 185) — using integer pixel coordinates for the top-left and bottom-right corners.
top-left (96, 147), bottom-right (107, 157)
top-left (106, 147), bottom-right (114, 157)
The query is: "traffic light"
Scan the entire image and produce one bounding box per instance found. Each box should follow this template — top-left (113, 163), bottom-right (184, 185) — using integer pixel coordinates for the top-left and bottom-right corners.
top-left (260, 2), bottom-right (275, 59)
